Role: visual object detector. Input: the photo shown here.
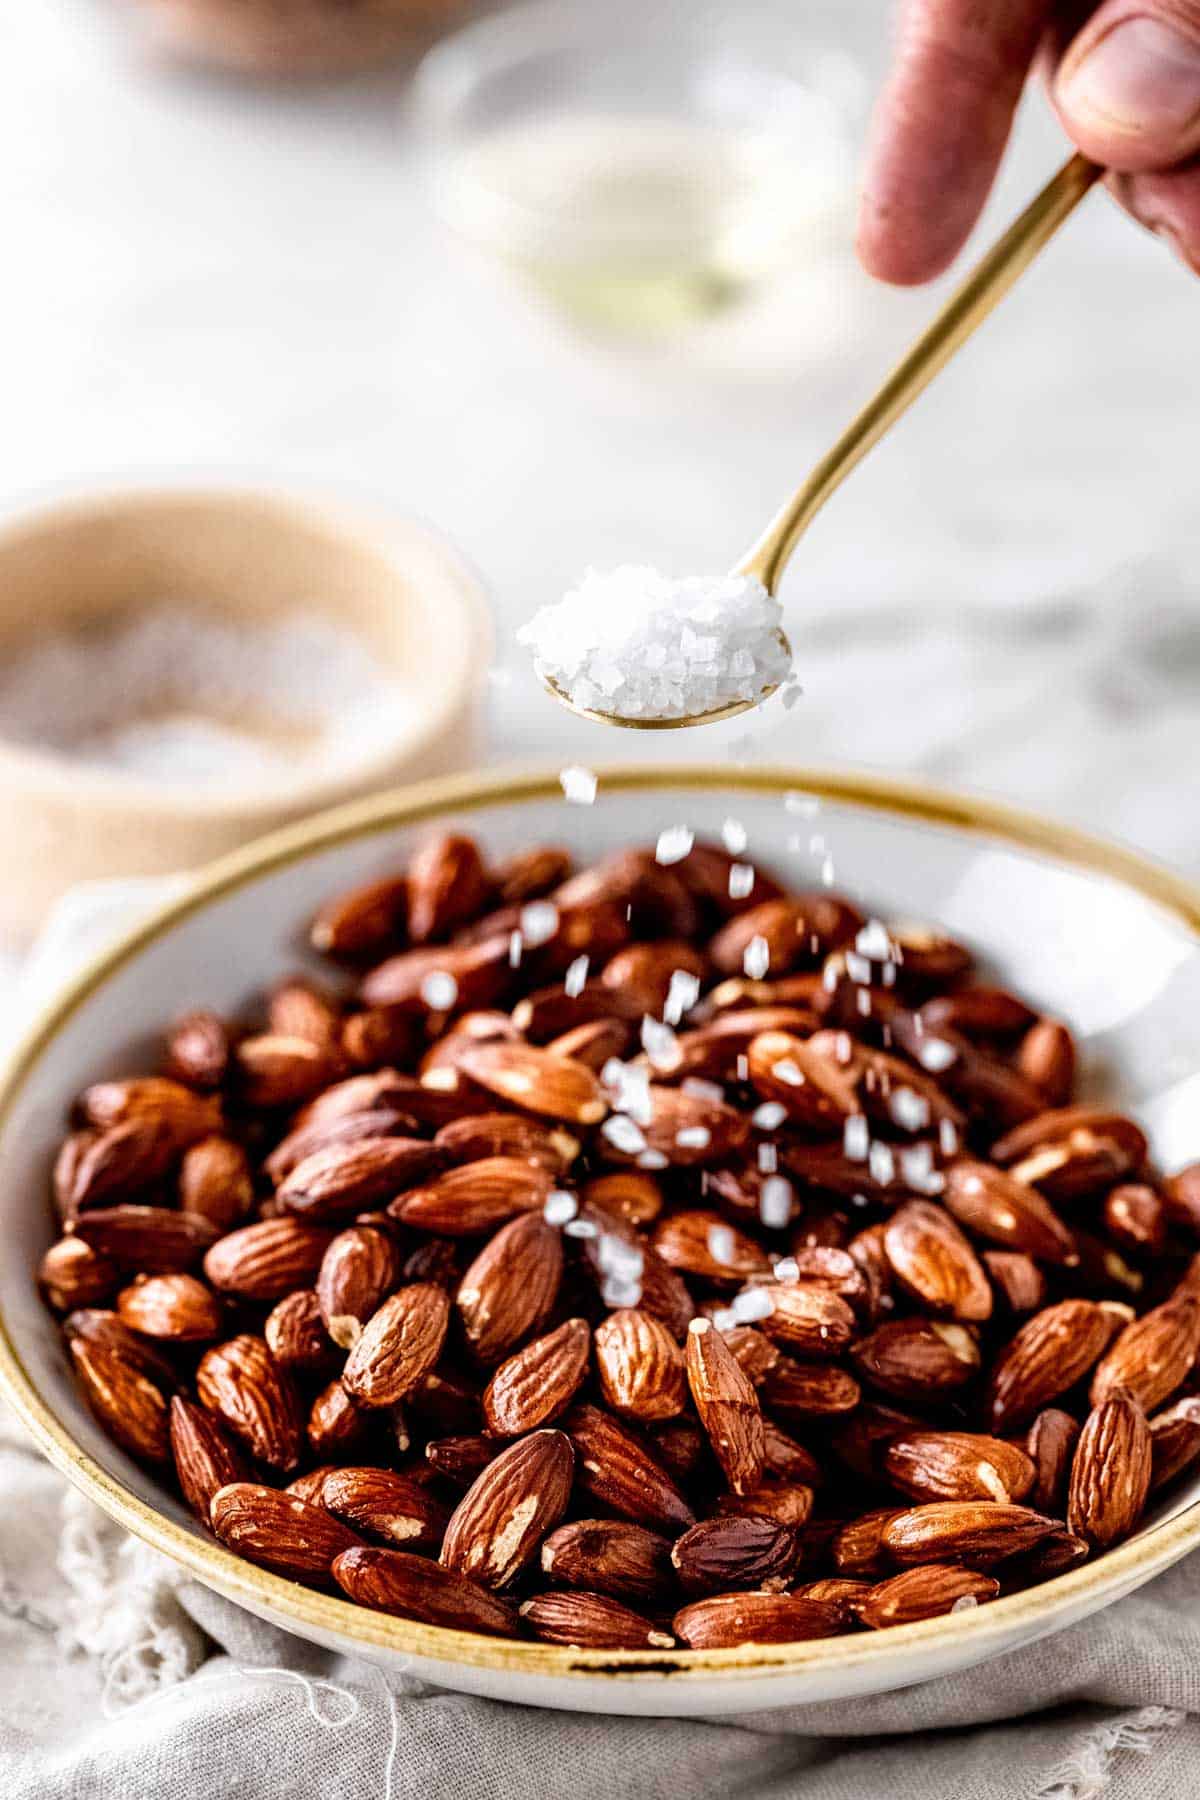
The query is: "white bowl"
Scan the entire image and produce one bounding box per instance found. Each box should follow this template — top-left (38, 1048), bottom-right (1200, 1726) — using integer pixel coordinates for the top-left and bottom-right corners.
top-left (2, 764), bottom-right (1199, 1716)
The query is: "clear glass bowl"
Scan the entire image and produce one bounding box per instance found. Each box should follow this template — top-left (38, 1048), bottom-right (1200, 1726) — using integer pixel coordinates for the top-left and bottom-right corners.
top-left (411, 0), bottom-right (866, 335)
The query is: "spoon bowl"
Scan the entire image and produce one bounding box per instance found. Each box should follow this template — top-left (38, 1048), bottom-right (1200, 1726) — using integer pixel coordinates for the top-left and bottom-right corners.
top-left (537, 624), bottom-right (793, 728)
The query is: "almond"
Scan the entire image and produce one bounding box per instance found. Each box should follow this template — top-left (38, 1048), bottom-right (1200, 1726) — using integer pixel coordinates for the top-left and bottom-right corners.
top-left (852, 1318), bottom-right (981, 1403)
top-left (1089, 1294), bottom-right (1200, 1414)
top-left (482, 1318), bottom-right (590, 1435)
top-left (857, 1565), bottom-right (999, 1629)
top-left (762, 1359), bottom-right (862, 1419)
top-left (1103, 1183), bottom-right (1167, 1257)
top-left (833, 1509), bottom-right (905, 1578)
top-left (987, 1299), bottom-right (1128, 1432)
top-left (884, 1431), bottom-right (1036, 1505)
top-left (566, 1404), bottom-right (695, 1533)
top-left (202, 1217), bottom-right (332, 1301)
top-left (264, 1289), bottom-right (337, 1374)
top-left (1016, 1020), bottom-right (1076, 1106)
top-left (196, 1334), bottom-right (304, 1472)
top-left (456, 1213), bottom-right (563, 1365)
top-left (265, 1105), bottom-right (424, 1185)
top-left (540, 1519), bottom-right (673, 1605)
top-left (545, 1018), bottom-right (636, 1072)
top-left (752, 1283), bottom-right (856, 1357)
top-left (316, 1225), bottom-right (402, 1349)
top-left (709, 895), bottom-right (859, 977)
top-left (310, 873), bottom-right (408, 957)
top-left (651, 1211), bottom-right (771, 1284)
top-left (307, 1379), bottom-right (371, 1462)
top-left (511, 981), bottom-right (642, 1043)
top-left (55, 1120), bottom-right (176, 1218)
top-left (169, 1395), bottom-right (247, 1519)
top-left (342, 1283), bottom-right (451, 1407)
top-left (661, 1008), bottom-right (823, 1085)
top-left (267, 976), bottom-right (342, 1048)
top-left (425, 1435), bottom-right (502, 1488)
top-left (991, 1106), bottom-right (1146, 1193)
top-left (117, 1273), bottom-right (223, 1341)
top-left (722, 1326), bottom-right (783, 1386)
top-left (493, 846), bottom-right (572, 905)
top-left (393, 1158), bottom-right (553, 1237)
top-left (1025, 1408), bottom-right (1081, 1513)
top-left (71, 1204), bottom-right (219, 1273)
top-left (599, 1086), bottom-right (749, 1168)
top-left (671, 1515), bottom-right (799, 1594)
top-left (163, 1009), bottom-right (230, 1091)
top-left (943, 1162), bottom-right (1077, 1266)
top-left (685, 1317), bottom-right (765, 1495)
top-left (520, 1591), bottom-right (675, 1650)
top-left (178, 1136), bottom-right (255, 1232)
top-left (882, 1201), bottom-right (993, 1322)
top-left (595, 1309), bottom-right (686, 1421)
top-left (38, 1237), bottom-right (118, 1312)
top-left (716, 1482), bottom-right (814, 1530)
top-left (746, 1031), bottom-right (859, 1130)
top-left (277, 1137), bottom-right (444, 1221)
top-left (600, 940), bottom-right (707, 1016)
top-left (1150, 1397), bottom-right (1200, 1492)
top-left (406, 833), bottom-right (489, 943)
top-left (451, 1041), bottom-right (607, 1128)
top-left (673, 1591), bottom-right (843, 1648)
top-left (440, 1428), bottom-right (574, 1589)
top-left (333, 1546), bottom-right (518, 1635)
top-left (761, 1419), bottom-right (823, 1486)
top-left (319, 1467), bottom-right (448, 1551)
top-left (361, 938), bottom-right (513, 1016)
top-left (579, 1172), bottom-right (664, 1229)
top-left (235, 1035), bottom-right (341, 1108)
top-left (434, 1113), bottom-right (579, 1175)
top-left (210, 1482), bottom-right (362, 1583)
top-left (67, 1333), bottom-right (170, 1463)
top-left (882, 1502), bottom-right (1060, 1568)
top-left (77, 1077), bottom-right (221, 1148)
top-left (1067, 1389), bottom-right (1152, 1551)
top-left (983, 1251), bottom-right (1046, 1316)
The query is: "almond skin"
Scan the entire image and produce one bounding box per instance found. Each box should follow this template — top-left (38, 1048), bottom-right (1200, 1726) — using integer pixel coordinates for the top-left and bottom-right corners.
top-left (762, 1359), bottom-right (862, 1420)
top-left (1025, 1409), bottom-right (1082, 1513)
top-left (334, 1546), bottom-right (519, 1634)
top-left (210, 1482), bottom-right (362, 1583)
top-left (54, 1119), bottom-right (176, 1218)
top-left (717, 1483), bottom-right (814, 1530)
top-left (425, 1435), bottom-right (503, 1489)
top-left (71, 1205), bottom-right (219, 1273)
top-left (178, 1136), bottom-right (255, 1233)
top-left (440, 1429), bottom-right (574, 1589)
top-left (277, 1137), bottom-right (443, 1222)
top-left (833, 1509), bottom-right (905, 1578)
top-left (520, 1591), bottom-right (675, 1651)
top-left (482, 1318), bottom-right (590, 1436)
top-left (117, 1273), bottom-right (223, 1342)
top-left (746, 1030), bottom-right (859, 1130)
top-left (594, 1309), bottom-right (686, 1421)
top-left (38, 1238), bottom-right (119, 1312)
top-left (434, 1113), bottom-right (579, 1175)
top-left (310, 874), bottom-right (408, 957)
top-left (77, 1077), bottom-right (222, 1149)
top-left (67, 1333), bottom-right (170, 1463)
top-left (685, 1317), bottom-right (765, 1496)
top-left (987, 1300), bottom-right (1128, 1433)
top-left (235, 1035), bottom-right (341, 1109)
top-left (1067, 1390), bottom-right (1152, 1551)
top-left (164, 1009), bottom-right (230, 1091)
top-left (265, 1102), bottom-right (426, 1183)
top-left (540, 1519), bottom-right (674, 1606)
top-left (1089, 1295), bottom-right (1200, 1414)
top-left (406, 833), bottom-right (489, 943)
top-left (943, 1162), bottom-right (1077, 1266)
top-left (196, 1334), bottom-right (304, 1472)
top-left (316, 1225), bottom-right (401, 1349)
top-left (452, 1041), bottom-right (607, 1127)
top-left (673, 1592), bottom-right (843, 1648)
top-left (752, 1283), bottom-right (856, 1357)
top-left (857, 1565), bottom-right (999, 1629)
top-left (651, 1211), bottom-right (770, 1284)
top-left (169, 1395), bottom-right (247, 1520)
top-left (882, 1201), bottom-right (993, 1323)
top-left (393, 1158), bottom-right (553, 1237)
top-left (566, 1404), bottom-right (695, 1534)
top-left (1150, 1397), bottom-right (1200, 1493)
top-left (342, 1283), bottom-right (451, 1408)
top-left (883, 1431), bottom-right (1036, 1505)
top-left (318, 1467), bottom-right (448, 1551)
top-left (671, 1515), bottom-right (799, 1595)
top-left (264, 1289), bottom-right (337, 1374)
top-left (852, 1319), bottom-right (981, 1403)
top-left (203, 1218), bottom-right (332, 1301)
top-left (456, 1213), bottom-right (563, 1366)
top-left (882, 1502), bottom-right (1060, 1568)
top-left (307, 1379), bottom-right (371, 1462)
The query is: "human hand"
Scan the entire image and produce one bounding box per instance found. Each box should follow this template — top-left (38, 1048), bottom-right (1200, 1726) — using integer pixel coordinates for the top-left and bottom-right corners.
top-left (858, 0), bottom-right (1200, 282)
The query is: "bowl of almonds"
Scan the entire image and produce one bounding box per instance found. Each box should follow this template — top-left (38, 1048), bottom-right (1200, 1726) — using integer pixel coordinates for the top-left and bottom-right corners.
top-left (3, 764), bottom-right (1200, 1715)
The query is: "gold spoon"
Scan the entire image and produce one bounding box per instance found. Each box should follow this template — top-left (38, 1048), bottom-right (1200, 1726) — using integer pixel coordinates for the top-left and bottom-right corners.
top-left (541, 152), bottom-right (1102, 731)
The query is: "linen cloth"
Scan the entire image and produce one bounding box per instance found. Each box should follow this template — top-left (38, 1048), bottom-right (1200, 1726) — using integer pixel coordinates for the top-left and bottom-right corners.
top-left (0, 887), bottom-right (1197, 1800)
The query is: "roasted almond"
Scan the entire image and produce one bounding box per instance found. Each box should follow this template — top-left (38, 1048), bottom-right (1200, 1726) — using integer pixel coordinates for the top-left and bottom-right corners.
top-left (406, 833), bottom-right (489, 943)
top-left (54, 1120), bottom-right (176, 1218)
top-left (1067, 1389), bottom-right (1152, 1551)
top-left (67, 1333), bottom-right (170, 1463)
top-left (483, 1318), bottom-right (591, 1435)
top-left (38, 1237), bottom-right (119, 1312)
top-left (1016, 1020), bottom-right (1076, 1107)
top-left (833, 1509), bottom-right (905, 1578)
top-left (169, 1395), bottom-right (247, 1519)
top-left (1089, 1294), bottom-right (1200, 1414)
top-left (163, 1009), bottom-right (230, 1091)
top-left (307, 1379), bottom-right (371, 1462)
top-left (202, 1217), bottom-right (332, 1301)
top-left (599, 1086), bottom-right (749, 1169)
top-left (520, 1591), bottom-right (675, 1650)
top-left (77, 1077), bottom-right (221, 1149)
top-left (580, 1171), bottom-right (664, 1229)
top-left (1025, 1408), bottom-right (1081, 1513)
top-left (600, 940), bottom-right (707, 1016)
top-left (265, 1106), bottom-right (424, 1186)
top-left (434, 1113), bottom-right (579, 1175)
top-left (440, 1429), bottom-right (574, 1589)
top-left (671, 1515), bottom-right (798, 1594)
top-left (751, 1282), bottom-right (856, 1357)
top-left (673, 1591), bottom-right (843, 1648)
top-left (540, 1518), bottom-right (673, 1605)
top-left (316, 1225), bottom-right (402, 1349)
top-left (210, 1482), bottom-right (362, 1583)
top-left (319, 1466), bottom-right (448, 1551)
top-left (361, 939), bottom-right (513, 1016)
top-left (852, 1319), bottom-right (981, 1403)
top-left (393, 1158), bottom-right (553, 1237)
top-left (178, 1136), bottom-right (255, 1233)
top-left (987, 1299), bottom-right (1128, 1433)
top-left (882, 1501), bottom-right (1060, 1568)
top-left (71, 1204), bottom-right (219, 1273)
top-left (884, 1431), bottom-right (1036, 1505)
top-left (762, 1359), bottom-right (862, 1420)
top-left (235, 1035), bottom-right (341, 1109)
top-left (746, 1031), bottom-right (859, 1130)
top-left (595, 1309), bottom-right (686, 1421)
top-left (651, 1211), bottom-right (771, 1284)
top-left (196, 1334), bottom-right (304, 1472)
top-left (342, 1283), bottom-right (451, 1407)
top-left (311, 874), bottom-right (408, 957)
top-left (943, 1162), bottom-right (1077, 1266)
top-left (117, 1273), bottom-right (223, 1341)
top-left (1150, 1397), bottom-right (1200, 1492)
top-left (983, 1251), bottom-right (1047, 1316)
top-left (456, 1213), bottom-right (563, 1365)
top-left (277, 1137), bottom-right (443, 1221)
top-left (716, 1481), bottom-right (814, 1529)
top-left (685, 1317), bottom-right (765, 1496)
top-left (450, 1041), bottom-right (607, 1127)
top-left (709, 895), bottom-right (859, 978)
top-left (494, 845), bottom-right (572, 905)
top-left (264, 1288), bottom-right (337, 1374)
top-left (1103, 1183), bottom-right (1167, 1257)
top-left (333, 1546), bottom-right (518, 1635)
top-left (857, 1564), bottom-right (999, 1629)
top-left (566, 1404), bottom-right (695, 1533)
top-left (882, 1201), bottom-right (993, 1322)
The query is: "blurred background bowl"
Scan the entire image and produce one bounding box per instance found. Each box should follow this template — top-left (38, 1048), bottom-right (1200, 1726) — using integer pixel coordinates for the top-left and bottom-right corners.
top-left (0, 485), bottom-right (491, 936)
top-left (128, 0), bottom-right (472, 80)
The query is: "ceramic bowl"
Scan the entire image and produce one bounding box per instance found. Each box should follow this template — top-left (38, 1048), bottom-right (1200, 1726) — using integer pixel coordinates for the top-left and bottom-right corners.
top-left (2, 764), bottom-right (1199, 1716)
top-left (0, 484), bottom-right (491, 936)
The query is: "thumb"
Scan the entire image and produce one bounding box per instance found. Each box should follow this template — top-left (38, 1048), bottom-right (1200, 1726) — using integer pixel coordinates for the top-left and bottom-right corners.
top-left (1054, 2), bottom-right (1200, 168)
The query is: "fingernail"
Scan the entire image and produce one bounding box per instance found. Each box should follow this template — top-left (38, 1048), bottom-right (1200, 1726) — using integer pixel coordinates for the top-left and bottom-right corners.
top-left (1059, 17), bottom-right (1200, 137)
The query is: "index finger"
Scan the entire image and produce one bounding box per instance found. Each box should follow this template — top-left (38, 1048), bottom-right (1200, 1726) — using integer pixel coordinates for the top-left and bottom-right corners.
top-left (858, 0), bottom-right (1053, 284)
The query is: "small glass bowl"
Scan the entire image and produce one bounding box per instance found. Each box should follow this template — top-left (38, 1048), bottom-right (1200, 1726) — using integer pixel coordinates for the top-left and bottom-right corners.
top-left (410, 0), bottom-right (866, 335)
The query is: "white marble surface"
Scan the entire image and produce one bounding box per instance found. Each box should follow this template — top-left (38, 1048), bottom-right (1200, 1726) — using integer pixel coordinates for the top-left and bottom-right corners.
top-left (0, 0), bottom-right (1197, 1003)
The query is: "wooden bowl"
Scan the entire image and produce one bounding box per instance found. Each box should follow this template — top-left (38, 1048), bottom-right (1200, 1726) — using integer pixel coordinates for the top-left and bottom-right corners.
top-left (0, 485), bottom-right (491, 936)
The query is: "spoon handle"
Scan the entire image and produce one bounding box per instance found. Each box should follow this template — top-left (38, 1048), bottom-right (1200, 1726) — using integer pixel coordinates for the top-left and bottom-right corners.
top-left (736, 152), bottom-right (1102, 593)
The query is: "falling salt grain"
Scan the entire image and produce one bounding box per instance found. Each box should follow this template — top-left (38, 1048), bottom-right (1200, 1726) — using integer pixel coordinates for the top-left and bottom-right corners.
top-left (869, 1142), bottom-right (896, 1186)
top-left (655, 826), bottom-right (694, 866)
top-left (820, 856), bottom-right (836, 888)
top-left (706, 1223), bottom-right (737, 1266)
top-left (564, 955), bottom-right (590, 997)
top-left (676, 1126), bottom-right (711, 1151)
top-left (564, 1217), bottom-right (598, 1240)
top-left (722, 818), bottom-right (748, 855)
top-left (752, 1101), bottom-right (787, 1131)
top-left (543, 1191), bottom-right (578, 1226)
top-left (939, 1119), bottom-right (960, 1156)
top-left (950, 1596), bottom-right (979, 1614)
top-left (918, 1038), bottom-right (957, 1073)
top-left (889, 1087), bottom-right (931, 1132)
top-left (758, 1176), bottom-right (793, 1230)
top-left (508, 931), bottom-right (523, 968)
top-left (773, 1257), bottom-right (800, 1283)
top-left (681, 1076), bottom-right (724, 1104)
top-left (420, 971), bottom-right (458, 1012)
top-left (728, 863), bottom-right (755, 901)
top-left (559, 765), bottom-right (597, 805)
top-left (641, 1016), bottom-right (683, 1073)
top-left (519, 901), bottom-right (559, 948)
top-left (664, 969), bottom-right (701, 1026)
top-left (771, 1059), bottom-right (804, 1087)
top-left (601, 1115), bottom-right (647, 1155)
top-left (637, 1150), bottom-right (670, 1171)
top-left (732, 1286), bottom-right (776, 1324)
top-left (603, 1059), bottom-right (652, 1124)
top-left (856, 919), bottom-right (894, 961)
top-left (743, 935), bottom-right (771, 980)
top-left (757, 1142), bottom-right (778, 1174)
top-left (736, 1054), bottom-right (750, 1083)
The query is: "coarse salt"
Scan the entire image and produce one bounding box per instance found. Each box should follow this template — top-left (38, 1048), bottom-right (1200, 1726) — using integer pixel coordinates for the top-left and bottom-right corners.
top-left (663, 969), bottom-right (701, 1026)
top-left (743, 935), bottom-right (771, 980)
top-left (559, 765), bottom-right (597, 805)
top-left (655, 826), bottom-right (694, 866)
top-left (722, 818), bottom-right (748, 855)
top-left (752, 1101), bottom-right (787, 1131)
top-left (758, 1176), bottom-right (793, 1230)
top-left (729, 863), bottom-right (755, 900)
top-left (564, 955), bottom-right (590, 997)
top-left (519, 902), bottom-right (559, 947)
top-left (519, 567), bottom-right (791, 720)
top-left (419, 971), bottom-right (458, 1012)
